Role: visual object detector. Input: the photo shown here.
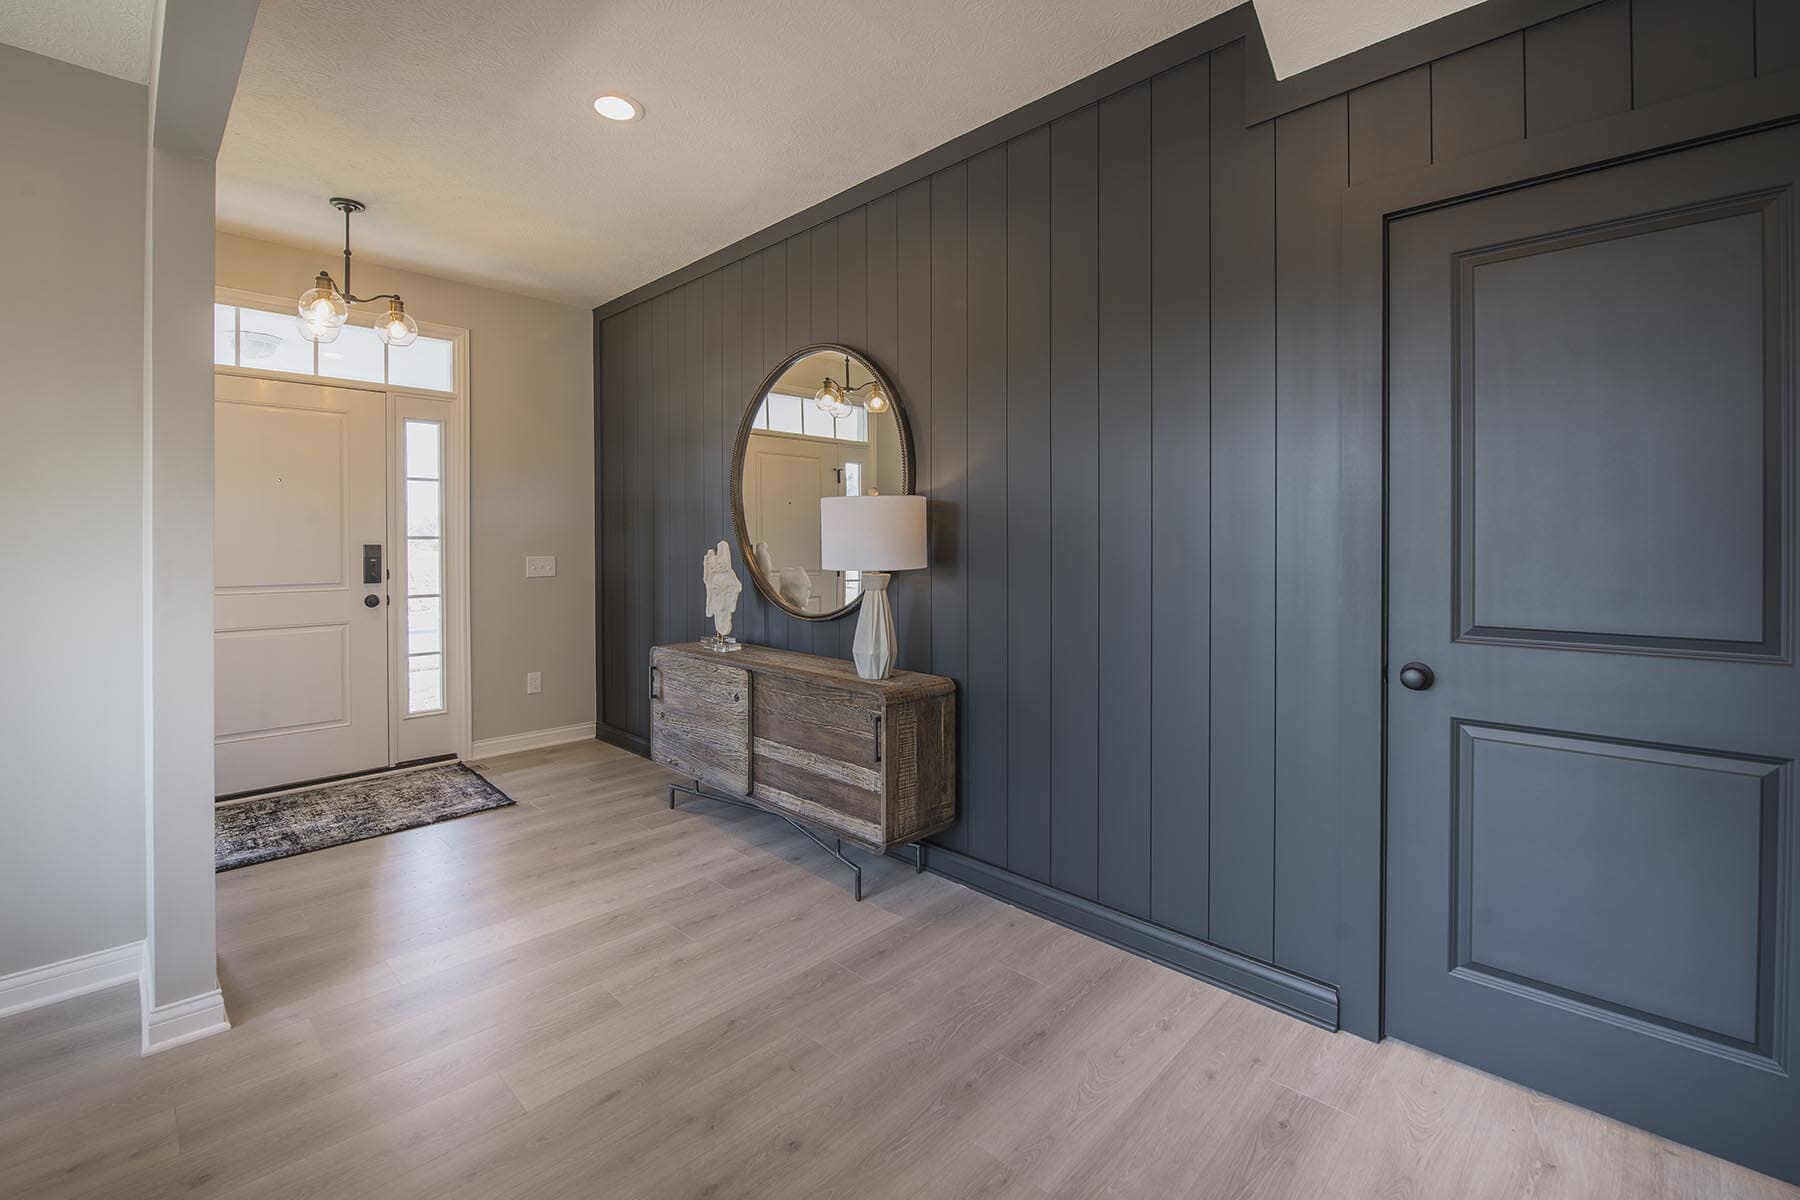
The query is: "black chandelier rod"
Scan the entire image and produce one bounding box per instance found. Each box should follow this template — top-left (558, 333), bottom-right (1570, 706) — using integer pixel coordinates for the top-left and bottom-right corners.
top-left (829, 353), bottom-right (879, 395)
top-left (333, 201), bottom-right (401, 306)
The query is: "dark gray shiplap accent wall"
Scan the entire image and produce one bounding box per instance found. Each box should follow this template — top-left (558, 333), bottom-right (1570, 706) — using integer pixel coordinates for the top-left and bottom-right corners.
top-left (596, 0), bottom-right (1779, 1011)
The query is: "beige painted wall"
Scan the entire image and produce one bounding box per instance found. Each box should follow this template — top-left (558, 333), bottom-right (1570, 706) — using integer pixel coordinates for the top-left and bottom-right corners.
top-left (215, 233), bottom-right (595, 744)
top-left (0, 45), bottom-right (149, 977)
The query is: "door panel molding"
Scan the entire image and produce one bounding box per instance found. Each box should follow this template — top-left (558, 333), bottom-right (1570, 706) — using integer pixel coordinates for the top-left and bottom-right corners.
top-left (213, 623), bottom-right (352, 741)
top-left (1449, 720), bottom-right (1786, 1062)
top-left (1450, 188), bottom-right (1792, 661)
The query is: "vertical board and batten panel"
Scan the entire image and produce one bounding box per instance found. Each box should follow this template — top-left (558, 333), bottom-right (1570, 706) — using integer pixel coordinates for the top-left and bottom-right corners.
top-left (685, 280), bottom-right (706, 642)
top-left (632, 303), bottom-right (654, 735)
top-left (811, 218), bottom-right (840, 666)
top-left (1761, 0), bottom-right (1800, 74)
top-left (784, 231), bottom-right (815, 655)
top-left (965, 145), bottom-right (1010, 868)
top-left (929, 166), bottom-right (970, 853)
top-left (1004, 129), bottom-right (1054, 886)
top-left (1524, 0), bottom-right (1631, 136)
top-left (1273, 93), bottom-right (1348, 983)
top-left (835, 209), bottom-right (869, 662)
top-left (762, 243), bottom-right (791, 650)
top-left (703, 271), bottom-right (725, 579)
top-left (1346, 67), bottom-right (1430, 186)
top-left (1096, 84), bottom-right (1154, 920)
top-left (737, 253), bottom-right (768, 650)
top-left (865, 191), bottom-right (901, 688)
top-left (811, 216), bottom-right (839, 347)
top-left (600, 313), bottom-right (628, 730)
top-left (1048, 105), bottom-right (1102, 902)
top-left (597, 2), bottom-right (1771, 1010)
top-left (659, 290), bottom-right (682, 651)
top-left (718, 265), bottom-right (741, 616)
top-left (1206, 42), bottom-right (1277, 961)
top-left (1148, 58), bottom-right (1212, 942)
top-left (895, 180), bottom-right (934, 675)
top-left (650, 292), bottom-right (669, 652)
top-left (1430, 34), bottom-right (1525, 162)
top-left (1631, 0), bottom-right (1755, 107)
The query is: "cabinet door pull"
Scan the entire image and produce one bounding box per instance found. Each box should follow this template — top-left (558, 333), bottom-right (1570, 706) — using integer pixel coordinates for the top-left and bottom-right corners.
top-left (649, 665), bottom-right (661, 700)
top-left (873, 714), bottom-right (882, 763)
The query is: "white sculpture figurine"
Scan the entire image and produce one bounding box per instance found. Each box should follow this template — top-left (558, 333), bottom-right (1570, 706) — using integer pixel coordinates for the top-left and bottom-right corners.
top-left (701, 540), bottom-right (743, 650)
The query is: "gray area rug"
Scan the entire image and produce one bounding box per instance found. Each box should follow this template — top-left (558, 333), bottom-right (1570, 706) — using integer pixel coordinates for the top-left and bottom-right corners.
top-left (215, 763), bottom-right (514, 872)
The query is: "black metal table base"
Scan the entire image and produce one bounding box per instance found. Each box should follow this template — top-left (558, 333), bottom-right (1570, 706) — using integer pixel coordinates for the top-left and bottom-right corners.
top-left (668, 780), bottom-right (926, 901)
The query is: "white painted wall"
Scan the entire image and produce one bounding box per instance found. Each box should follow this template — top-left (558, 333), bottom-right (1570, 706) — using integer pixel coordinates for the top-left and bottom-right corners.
top-left (136, 0), bottom-right (260, 1051)
top-left (142, 142), bottom-right (223, 1028)
top-left (214, 234), bottom-right (596, 744)
top-left (0, 43), bottom-right (150, 980)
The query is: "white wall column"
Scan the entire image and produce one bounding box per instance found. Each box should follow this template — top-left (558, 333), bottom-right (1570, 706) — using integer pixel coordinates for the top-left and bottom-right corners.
top-left (139, 0), bottom-right (260, 1054)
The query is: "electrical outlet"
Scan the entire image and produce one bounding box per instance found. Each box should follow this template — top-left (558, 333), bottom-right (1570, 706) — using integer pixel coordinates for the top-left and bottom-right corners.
top-left (525, 671), bottom-right (542, 695)
top-left (525, 555), bottom-right (557, 578)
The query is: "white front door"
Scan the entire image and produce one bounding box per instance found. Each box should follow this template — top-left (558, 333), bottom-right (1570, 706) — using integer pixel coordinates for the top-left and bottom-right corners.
top-left (213, 375), bottom-right (389, 795)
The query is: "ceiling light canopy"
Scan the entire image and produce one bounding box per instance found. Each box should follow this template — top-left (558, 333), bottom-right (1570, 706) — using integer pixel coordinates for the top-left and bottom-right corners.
top-left (295, 197), bottom-right (418, 347)
top-left (593, 94), bottom-right (643, 122)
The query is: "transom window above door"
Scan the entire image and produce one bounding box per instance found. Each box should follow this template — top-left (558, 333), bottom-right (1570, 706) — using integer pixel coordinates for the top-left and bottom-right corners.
top-left (213, 301), bottom-right (456, 392)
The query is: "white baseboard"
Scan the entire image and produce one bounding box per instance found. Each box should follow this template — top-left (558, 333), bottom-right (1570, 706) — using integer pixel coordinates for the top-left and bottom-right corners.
top-left (140, 981), bottom-right (230, 1055)
top-left (469, 720), bottom-right (596, 760)
top-left (0, 941), bottom-right (144, 1019)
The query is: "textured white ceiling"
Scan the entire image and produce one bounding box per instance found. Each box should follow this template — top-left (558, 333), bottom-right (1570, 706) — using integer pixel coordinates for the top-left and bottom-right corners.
top-left (0, 0), bottom-right (155, 83)
top-left (217, 0), bottom-right (1246, 307)
top-left (209, 0), bottom-right (1486, 308)
top-left (1255, 0), bottom-right (1488, 78)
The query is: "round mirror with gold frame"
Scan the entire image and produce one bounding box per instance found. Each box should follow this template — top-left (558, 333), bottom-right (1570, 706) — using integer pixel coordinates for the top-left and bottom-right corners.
top-left (731, 343), bottom-right (913, 621)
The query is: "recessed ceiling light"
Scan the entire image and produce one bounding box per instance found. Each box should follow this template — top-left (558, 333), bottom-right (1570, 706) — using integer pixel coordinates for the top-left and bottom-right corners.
top-left (593, 94), bottom-right (642, 122)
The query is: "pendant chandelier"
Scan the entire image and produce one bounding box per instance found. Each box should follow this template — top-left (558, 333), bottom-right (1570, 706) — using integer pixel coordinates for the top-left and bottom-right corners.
top-left (296, 197), bottom-right (418, 347)
top-left (813, 353), bottom-right (889, 418)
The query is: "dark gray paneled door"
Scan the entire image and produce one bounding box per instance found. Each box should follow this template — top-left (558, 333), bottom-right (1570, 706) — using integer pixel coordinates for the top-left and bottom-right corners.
top-left (1386, 126), bottom-right (1799, 1183)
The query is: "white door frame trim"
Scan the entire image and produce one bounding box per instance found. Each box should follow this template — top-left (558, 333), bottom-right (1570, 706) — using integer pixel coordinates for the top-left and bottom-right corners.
top-left (212, 287), bottom-right (473, 763)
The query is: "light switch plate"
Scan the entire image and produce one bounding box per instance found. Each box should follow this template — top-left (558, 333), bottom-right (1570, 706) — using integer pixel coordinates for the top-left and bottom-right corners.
top-left (526, 671), bottom-right (542, 695)
top-left (525, 555), bottom-right (556, 578)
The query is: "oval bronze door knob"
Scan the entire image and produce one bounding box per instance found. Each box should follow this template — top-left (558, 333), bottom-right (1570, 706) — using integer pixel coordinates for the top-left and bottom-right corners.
top-left (1398, 662), bottom-right (1434, 691)
top-left (364, 593), bottom-right (381, 608)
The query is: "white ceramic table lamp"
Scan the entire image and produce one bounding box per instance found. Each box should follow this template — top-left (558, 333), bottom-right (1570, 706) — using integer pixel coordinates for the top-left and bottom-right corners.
top-left (820, 495), bottom-right (927, 680)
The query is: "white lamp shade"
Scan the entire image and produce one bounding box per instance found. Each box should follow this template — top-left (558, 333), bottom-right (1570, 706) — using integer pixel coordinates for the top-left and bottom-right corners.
top-left (820, 495), bottom-right (927, 572)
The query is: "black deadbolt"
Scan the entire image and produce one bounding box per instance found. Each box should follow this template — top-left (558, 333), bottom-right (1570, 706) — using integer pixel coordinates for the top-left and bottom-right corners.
top-left (1398, 662), bottom-right (1434, 691)
top-left (364, 593), bottom-right (381, 608)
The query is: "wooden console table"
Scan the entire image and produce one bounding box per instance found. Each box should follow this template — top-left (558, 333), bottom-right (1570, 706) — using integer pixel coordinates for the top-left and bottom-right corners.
top-left (649, 642), bottom-right (957, 898)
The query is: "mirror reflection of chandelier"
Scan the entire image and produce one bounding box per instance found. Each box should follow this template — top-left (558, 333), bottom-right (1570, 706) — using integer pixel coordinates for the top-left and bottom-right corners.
top-left (813, 353), bottom-right (889, 418)
top-left (295, 197), bottom-right (419, 347)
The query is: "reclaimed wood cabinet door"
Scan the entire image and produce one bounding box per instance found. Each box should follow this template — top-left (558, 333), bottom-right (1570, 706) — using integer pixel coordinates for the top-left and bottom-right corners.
top-left (750, 671), bottom-right (885, 846)
top-left (649, 647), bottom-right (751, 796)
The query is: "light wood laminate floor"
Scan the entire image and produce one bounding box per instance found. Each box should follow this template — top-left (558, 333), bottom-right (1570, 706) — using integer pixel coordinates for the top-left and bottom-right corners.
top-left (2, 740), bottom-right (1794, 1199)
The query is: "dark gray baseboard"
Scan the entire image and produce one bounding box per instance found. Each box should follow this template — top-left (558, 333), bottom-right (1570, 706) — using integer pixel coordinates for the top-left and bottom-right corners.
top-left (602, 721), bottom-right (1336, 1029)
top-left (912, 845), bottom-right (1340, 1031)
top-left (595, 722), bottom-right (649, 757)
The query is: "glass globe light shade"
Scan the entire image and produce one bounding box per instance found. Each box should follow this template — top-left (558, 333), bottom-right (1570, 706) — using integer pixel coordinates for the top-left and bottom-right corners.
top-left (863, 385), bottom-right (889, 413)
top-left (297, 273), bottom-right (348, 328)
top-left (814, 377), bottom-right (846, 414)
top-left (375, 299), bottom-right (419, 347)
top-left (297, 314), bottom-right (343, 343)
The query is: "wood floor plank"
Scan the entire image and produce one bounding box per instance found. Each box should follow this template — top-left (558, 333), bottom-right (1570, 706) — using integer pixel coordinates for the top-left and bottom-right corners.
top-left (2, 740), bottom-right (1793, 1199)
